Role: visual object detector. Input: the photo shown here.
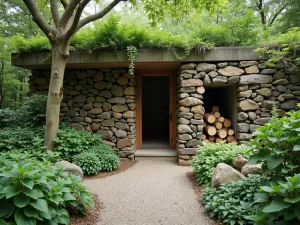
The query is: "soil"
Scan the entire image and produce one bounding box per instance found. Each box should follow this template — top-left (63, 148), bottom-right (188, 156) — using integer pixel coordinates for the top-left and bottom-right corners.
top-left (70, 194), bottom-right (102, 225)
top-left (84, 160), bottom-right (137, 180)
top-left (186, 172), bottom-right (220, 225)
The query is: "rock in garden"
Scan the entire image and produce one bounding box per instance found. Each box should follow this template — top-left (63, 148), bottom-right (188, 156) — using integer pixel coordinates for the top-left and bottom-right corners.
top-left (211, 163), bottom-right (245, 188)
top-left (241, 164), bottom-right (262, 176)
top-left (232, 155), bottom-right (248, 170)
top-left (56, 161), bottom-right (83, 178)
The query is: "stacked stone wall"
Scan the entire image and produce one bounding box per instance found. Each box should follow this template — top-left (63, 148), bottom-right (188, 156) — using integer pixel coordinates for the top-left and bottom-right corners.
top-left (29, 69), bottom-right (136, 160)
top-left (177, 61), bottom-right (299, 165)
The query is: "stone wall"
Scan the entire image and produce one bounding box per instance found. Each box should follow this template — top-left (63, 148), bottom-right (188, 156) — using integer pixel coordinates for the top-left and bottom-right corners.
top-left (29, 69), bottom-right (136, 160)
top-left (177, 61), bottom-right (299, 166)
top-left (28, 61), bottom-right (299, 165)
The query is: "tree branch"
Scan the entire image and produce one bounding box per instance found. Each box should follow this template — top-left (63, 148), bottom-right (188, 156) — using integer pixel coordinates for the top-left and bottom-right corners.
top-left (51, 0), bottom-right (61, 27)
top-left (23, 0), bottom-right (52, 36)
top-left (78, 0), bottom-right (124, 30)
top-left (269, 6), bottom-right (286, 26)
top-left (60, 0), bottom-right (81, 27)
top-left (60, 0), bottom-right (68, 9)
top-left (64, 0), bottom-right (91, 41)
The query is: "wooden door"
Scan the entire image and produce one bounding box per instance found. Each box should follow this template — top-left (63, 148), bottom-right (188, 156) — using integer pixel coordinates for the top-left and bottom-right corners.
top-left (136, 73), bottom-right (176, 149)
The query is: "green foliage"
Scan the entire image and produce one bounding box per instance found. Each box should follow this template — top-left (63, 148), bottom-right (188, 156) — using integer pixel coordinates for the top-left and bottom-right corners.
top-left (98, 154), bottom-right (120, 172)
top-left (54, 126), bottom-right (102, 161)
top-left (0, 94), bottom-right (47, 128)
top-left (256, 28), bottom-right (300, 73)
top-left (14, 16), bottom-right (212, 53)
top-left (73, 152), bottom-right (102, 176)
top-left (0, 127), bottom-right (43, 151)
top-left (191, 143), bottom-right (250, 186)
top-left (127, 46), bottom-right (137, 75)
top-left (73, 145), bottom-right (120, 175)
top-left (0, 128), bottom-right (61, 163)
top-left (247, 174), bottom-right (300, 225)
top-left (248, 106), bottom-right (300, 181)
top-left (203, 175), bottom-right (262, 225)
top-left (0, 153), bottom-right (93, 225)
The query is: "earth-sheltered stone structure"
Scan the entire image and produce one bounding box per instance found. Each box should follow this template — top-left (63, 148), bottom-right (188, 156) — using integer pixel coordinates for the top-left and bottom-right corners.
top-left (12, 47), bottom-right (300, 165)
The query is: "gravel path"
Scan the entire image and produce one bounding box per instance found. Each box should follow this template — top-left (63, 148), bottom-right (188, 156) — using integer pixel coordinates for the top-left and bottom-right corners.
top-left (84, 157), bottom-right (215, 225)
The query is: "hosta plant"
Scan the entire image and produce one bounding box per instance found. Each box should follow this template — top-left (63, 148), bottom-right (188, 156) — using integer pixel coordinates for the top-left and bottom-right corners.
top-left (191, 143), bottom-right (250, 186)
top-left (98, 154), bottom-right (120, 172)
top-left (73, 152), bottom-right (102, 175)
top-left (54, 126), bottom-right (102, 161)
top-left (246, 174), bottom-right (300, 225)
top-left (0, 153), bottom-right (93, 225)
top-left (248, 106), bottom-right (300, 180)
top-left (203, 175), bottom-right (263, 225)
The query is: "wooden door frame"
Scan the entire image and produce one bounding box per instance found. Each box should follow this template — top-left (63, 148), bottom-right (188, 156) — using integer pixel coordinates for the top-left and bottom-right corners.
top-left (136, 72), bottom-right (176, 150)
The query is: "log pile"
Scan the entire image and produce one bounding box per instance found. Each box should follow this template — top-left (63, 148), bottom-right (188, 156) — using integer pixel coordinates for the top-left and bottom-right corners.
top-left (201, 106), bottom-right (237, 144)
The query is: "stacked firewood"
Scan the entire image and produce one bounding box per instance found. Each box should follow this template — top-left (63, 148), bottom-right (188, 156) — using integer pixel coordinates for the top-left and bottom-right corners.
top-left (202, 106), bottom-right (237, 144)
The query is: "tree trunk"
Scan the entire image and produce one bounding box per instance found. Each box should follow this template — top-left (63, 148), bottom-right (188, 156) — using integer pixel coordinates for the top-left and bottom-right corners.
top-left (44, 44), bottom-right (68, 149)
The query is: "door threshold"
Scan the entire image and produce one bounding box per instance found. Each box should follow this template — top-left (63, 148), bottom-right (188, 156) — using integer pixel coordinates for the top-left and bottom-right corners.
top-left (135, 149), bottom-right (177, 157)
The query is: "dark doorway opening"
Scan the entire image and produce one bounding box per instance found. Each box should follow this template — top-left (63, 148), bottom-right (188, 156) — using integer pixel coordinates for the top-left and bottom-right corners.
top-left (142, 76), bottom-right (170, 148)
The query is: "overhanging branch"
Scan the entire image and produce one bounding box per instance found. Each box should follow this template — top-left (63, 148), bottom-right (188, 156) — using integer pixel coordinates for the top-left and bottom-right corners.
top-left (64, 0), bottom-right (91, 41)
top-left (51, 0), bottom-right (61, 27)
top-left (23, 0), bottom-right (52, 36)
top-left (78, 0), bottom-right (125, 30)
top-left (60, 0), bottom-right (81, 27)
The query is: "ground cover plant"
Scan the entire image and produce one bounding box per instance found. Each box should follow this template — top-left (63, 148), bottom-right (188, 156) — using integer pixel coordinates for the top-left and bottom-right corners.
top-left (0, 151), bottom-right (94, 225)
top-left (203, 175), bottom-right (262, 225)
top-left (191, 143), bottom-right (250, 186)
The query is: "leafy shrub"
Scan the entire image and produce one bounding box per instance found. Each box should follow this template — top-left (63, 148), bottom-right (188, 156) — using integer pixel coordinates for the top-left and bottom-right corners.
top-left (0, 108), bottom-right (15, 128)
top-left (203, 175), bottom-right (262, 225)
top-left (0, 127), bottom-right (44, 152)
top-left (256, 28), bottom-right (300, 72)
top-left (248, 107), bottom-right (300, 180)
top-left (73, 152), bottom-right (102, 175)
top-left (191, 143), bottom-right (250, 186)
top-left (98, 154), bottom-right (120, 172)
top-left (247, 174), bottom-right (300, 225)
top-left (93, 143), bottom-right (116, 156)
top-left (0, 153), bottom-right (93, 225)
top-left (18, 94), bottom-right (47, 127)
top-left (0, 94), bottom-right (47, 129)
top-left (73, 145), bottom-right (120, 175)
top-left (54, 126), bottom-right (102, 161)
top-left (247, 108), bottom-right (300, 224)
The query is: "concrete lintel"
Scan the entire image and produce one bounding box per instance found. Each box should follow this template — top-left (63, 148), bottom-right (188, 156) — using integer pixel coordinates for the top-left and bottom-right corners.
top-left (12, 47), bottom-right (264, 70)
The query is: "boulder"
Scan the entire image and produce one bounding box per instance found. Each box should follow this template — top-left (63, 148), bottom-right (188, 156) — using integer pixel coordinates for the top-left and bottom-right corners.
top-left (218, 66), bottom-right (244, 76)
top-left (56, 161), bottom-right (83, 178)
top-left (97, 130), bottom-right (113, 140)
top-left (232, 155), bottom-right (248, 170)
top-left (241, 164), bottom-right (262, 176)
top-left (181, 63), bottom-right (196, 70)
top-left (211, 163), bottom-right (245, 188)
